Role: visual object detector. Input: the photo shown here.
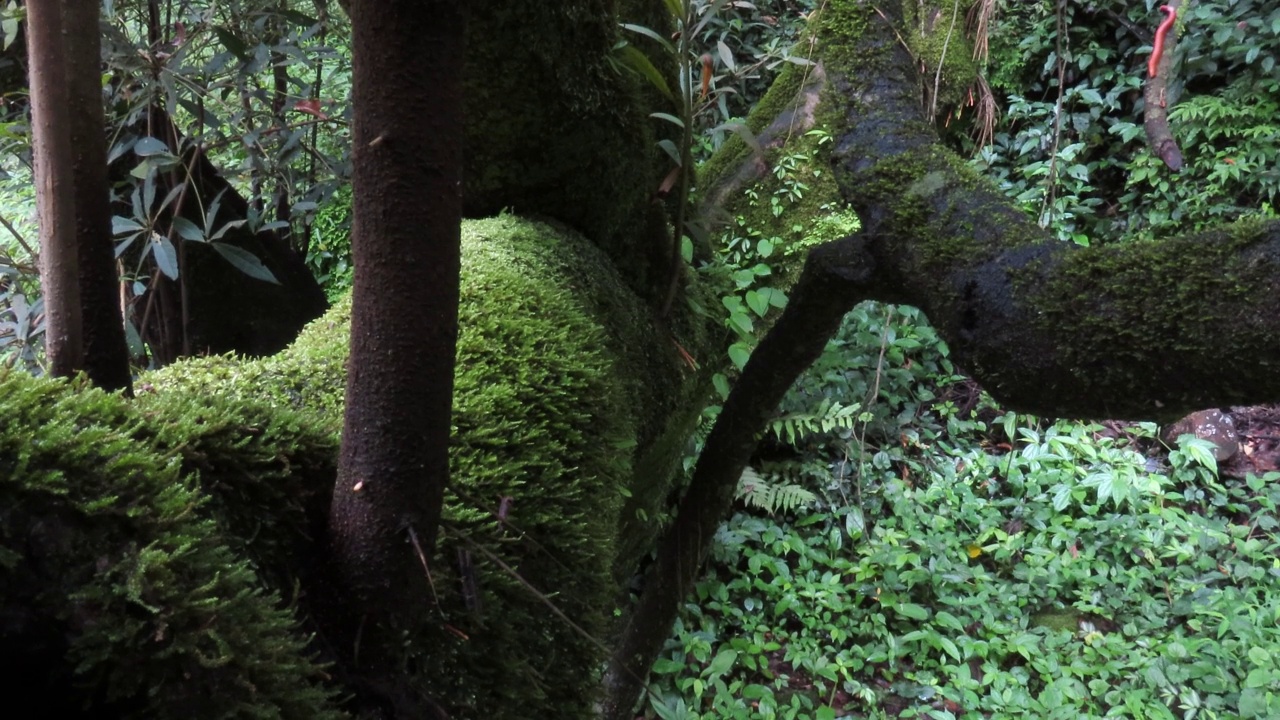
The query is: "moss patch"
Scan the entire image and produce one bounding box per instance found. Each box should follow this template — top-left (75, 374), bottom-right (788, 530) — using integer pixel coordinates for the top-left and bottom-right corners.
top-left (147, 215), bottom-right (715, 718)
top-left (0, 372), bottom-right (345, 719)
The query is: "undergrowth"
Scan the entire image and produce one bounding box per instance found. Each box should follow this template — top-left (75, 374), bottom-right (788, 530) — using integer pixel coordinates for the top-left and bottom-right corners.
top-left (649, 303), bottom-right (1280, 719)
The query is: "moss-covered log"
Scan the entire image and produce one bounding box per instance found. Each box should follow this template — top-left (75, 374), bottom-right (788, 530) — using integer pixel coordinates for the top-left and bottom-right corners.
top-left (143, 216), bottom-right (716, 718)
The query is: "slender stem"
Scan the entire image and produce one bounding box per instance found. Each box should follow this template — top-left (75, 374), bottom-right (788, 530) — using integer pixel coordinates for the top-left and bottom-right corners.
top-left (661, 1), bottom-right (696, 317)
top-left (0, 212), bottom-right (37, 263)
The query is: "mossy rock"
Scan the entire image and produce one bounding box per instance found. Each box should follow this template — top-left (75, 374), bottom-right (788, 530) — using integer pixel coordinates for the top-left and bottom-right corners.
top-left (0, 371), bottom-right (345, 719)
top-left (146, 215), bottom-right (717, 718)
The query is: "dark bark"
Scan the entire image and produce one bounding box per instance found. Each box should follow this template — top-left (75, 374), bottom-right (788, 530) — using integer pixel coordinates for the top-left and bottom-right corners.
top-left (65, 0), bottom-right (132, 393)
top-left (27, 0), bottom-right (83, 376)
top-left (328, 0), bottom-right (463, 700)
top-left (112, 108), bottom-right (328, 365)
top-left (601, 238), bottom-right (888, 717)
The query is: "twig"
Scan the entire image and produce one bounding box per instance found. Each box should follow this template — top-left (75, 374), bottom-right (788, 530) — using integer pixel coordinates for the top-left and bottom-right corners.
top-left (0, 212), bottom-right (37, 262)
top-left (441, 524), bottom-right (670, 710)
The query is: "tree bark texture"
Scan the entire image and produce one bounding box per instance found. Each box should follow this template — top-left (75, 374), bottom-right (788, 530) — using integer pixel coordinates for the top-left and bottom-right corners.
top-left (26, 0), bottom-right (83, 376)
top-left (331, 0), bottom-right (464, 622)
top-left (64, 0), bottom-right (131, 393)
top-left (604, 0), bottom-right (1280, 714)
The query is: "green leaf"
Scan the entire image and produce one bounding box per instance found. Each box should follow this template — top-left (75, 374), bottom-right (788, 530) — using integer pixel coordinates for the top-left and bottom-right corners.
top-left (214, 26), bottom-right (249, 60)
top-left (729, 311), bottom-right (753, 335)
top-left (1249, 647), bottom-right (1272, 666)
top-left (112, 216), bottom-right (144, 235)
top-left (706, 648), bottom-right (738, 677)
top-left (934, 610), bottom-right (965, 632)
top-left (745, 290), bottom-right (769, 317)
top-left (712, 373), bottom-right (730, 400)
top-left (1052, 484), bottom-right (1071, 512)
top-left (211, 243), bottom-right (280, 284)
top-left (895, 603), bottom-right (930, 621)
top-left (616, 44), bottom-right (674, 102)
top-left (717, 39), bottom-right (736, 71)
top-left (1238, 687), bottom-right (1269, 717)
top-left (620, 23), bottom-right (675, 53)
top-left (939, 636), bottom-right (962, 662)
top-left (663, 0), bottom-right (683, 19)
top-left (171, 217), bottom-right (205, 242)
top-left (711, 121), bottom-right (763, 157)
top-left (728, 342), bottom-right (751, 370)
top-left (650, 112), bottom-right (685, 128)
top-left (652, 658), bottom-right (685, 674)
top-left (134, 136), bottom-right (170, 156)
top-left (151, 234), bottom-right (179, 279)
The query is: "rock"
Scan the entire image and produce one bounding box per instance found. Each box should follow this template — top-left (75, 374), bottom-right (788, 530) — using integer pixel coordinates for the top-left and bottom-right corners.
top-left (1162, 409), bottom-right (1239, 462)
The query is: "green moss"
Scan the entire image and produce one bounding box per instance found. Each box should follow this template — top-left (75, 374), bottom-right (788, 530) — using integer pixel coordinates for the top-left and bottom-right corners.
top-left (0, 372), bottom-right (345, 719)
top-left (464, 2), bottom-right (665, 297)
top-left (147, 215), bottom-right (716, 718)
top-left (1024, 217), bottom-right (1280, 411)
top-left (901, 0), bottom-right (980, 107)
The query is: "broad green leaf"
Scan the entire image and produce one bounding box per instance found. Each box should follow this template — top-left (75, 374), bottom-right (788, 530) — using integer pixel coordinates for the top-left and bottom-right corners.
top-left (134, 136), bottom-right (170, 156)
top-left (616, 45), bottom-right (674, 102)
top-left (727, 341), bottom-right (751, 370)
top-left (213, 26), bottom-right (249, 60)
top-left (706, 648), bottom-right (737, 677)
top-left (712, 372), bottom-right (730, 400)
top-left (934, 610), bottom-right (965, 632)
top-left (212, 243), bottom-right (280, 284)
top-left (717, 39), bottom-right (735, 71)
top-left (651, 658), bottom-right (685, 674)
top-left (939, 636), bottom-right (962, 662)
top-left (745, 290), bottom-right (769, 317)
top-left (171, 217), bottom-right (205, 242)
top-left (112, 216), bottom-right (144, 235)
top-left (151, 234), bottom-right (179, 279)
top-left (895, 603), bottom-right (929, 621)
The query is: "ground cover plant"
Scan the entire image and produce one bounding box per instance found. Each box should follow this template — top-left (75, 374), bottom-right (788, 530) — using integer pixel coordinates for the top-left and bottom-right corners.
top-left (648, 303), bottom-right (1280, 719)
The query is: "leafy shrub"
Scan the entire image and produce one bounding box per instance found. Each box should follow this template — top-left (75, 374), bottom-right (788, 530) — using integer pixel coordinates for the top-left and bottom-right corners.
top-left (965, 0), bottom-right (1280, 244)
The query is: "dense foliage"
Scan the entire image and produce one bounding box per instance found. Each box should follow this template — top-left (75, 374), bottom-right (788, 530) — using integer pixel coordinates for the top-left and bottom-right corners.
top-left (4, 0), bottom-right (1280, 717)
top-left (960, 0), bottom-right (1280, 244)
top-left (644, 1), bottom-right (1280, 718)
top-left (650, 304), bottom-right (1280, 718)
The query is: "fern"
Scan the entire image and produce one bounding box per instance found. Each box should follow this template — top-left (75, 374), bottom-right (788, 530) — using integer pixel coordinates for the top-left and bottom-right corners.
top-left (737, 466), bottom-right (817, 515)
top-left (767, 398), bottom-right (861, 445)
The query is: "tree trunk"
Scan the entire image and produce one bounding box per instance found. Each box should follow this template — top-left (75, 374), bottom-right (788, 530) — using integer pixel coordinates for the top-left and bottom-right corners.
top-left (329, 0), bottom-right (464, 683)
top-left (604, 1), bottom-right (1280, 714)
top-left (26, 0), bottom-right (83, 376)
top-left (64, 0), bottom-right (131, 393)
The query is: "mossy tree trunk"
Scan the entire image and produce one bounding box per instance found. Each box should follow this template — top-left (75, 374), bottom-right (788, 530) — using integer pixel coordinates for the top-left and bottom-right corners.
top-left (604, 0), bottom-right (1280, 714)
top-left (327, 2), bottom-right (463, 714)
